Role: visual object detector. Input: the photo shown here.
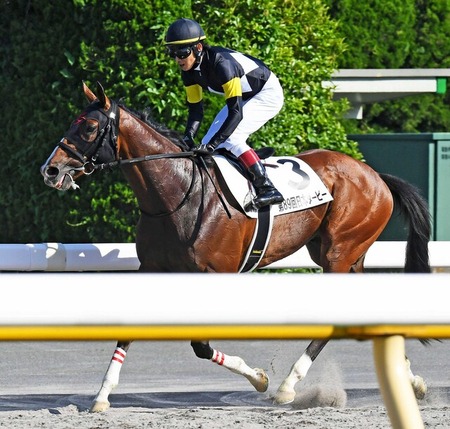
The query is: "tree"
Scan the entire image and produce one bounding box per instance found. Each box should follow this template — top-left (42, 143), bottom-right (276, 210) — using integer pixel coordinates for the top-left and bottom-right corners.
top-left (326, 0), bottom-right (450, 133)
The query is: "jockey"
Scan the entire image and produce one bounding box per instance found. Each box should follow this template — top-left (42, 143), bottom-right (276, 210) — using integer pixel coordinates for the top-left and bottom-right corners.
top-left (164, 18), bottom-right (284, 209)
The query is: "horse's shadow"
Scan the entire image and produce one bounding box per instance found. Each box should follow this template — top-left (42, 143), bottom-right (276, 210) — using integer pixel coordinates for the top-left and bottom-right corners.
top-left (1, 387), bottom-right (448, 412)
top-left (0, 391), bottom-right (273, 412)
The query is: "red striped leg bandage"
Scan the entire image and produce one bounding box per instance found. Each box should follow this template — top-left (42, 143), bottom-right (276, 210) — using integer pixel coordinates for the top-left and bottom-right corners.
top-left (112, 348), bottom-right (126, 364)
top-left (212, 350), bottom-right (225, 365)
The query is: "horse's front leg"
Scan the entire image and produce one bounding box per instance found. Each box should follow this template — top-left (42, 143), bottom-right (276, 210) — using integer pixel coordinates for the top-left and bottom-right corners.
top-left (273, 339), bottom-right (329, 405)
top-left (90, 341), bottom-right (132, 412)
top-left (191, 341), bottom-right (269, 392)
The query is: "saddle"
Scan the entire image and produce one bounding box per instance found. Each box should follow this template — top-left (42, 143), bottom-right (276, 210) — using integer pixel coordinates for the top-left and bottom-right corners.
top-left (192, 146), bottom-right (333, 273)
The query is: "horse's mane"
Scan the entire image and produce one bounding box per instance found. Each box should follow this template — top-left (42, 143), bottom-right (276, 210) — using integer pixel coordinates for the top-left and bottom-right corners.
top-left (118, 102), bottom-right (190, 151)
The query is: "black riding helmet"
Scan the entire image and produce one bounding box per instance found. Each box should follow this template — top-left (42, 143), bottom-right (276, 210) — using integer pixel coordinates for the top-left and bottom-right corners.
top-left (164, 18), bottom-right (206, 46)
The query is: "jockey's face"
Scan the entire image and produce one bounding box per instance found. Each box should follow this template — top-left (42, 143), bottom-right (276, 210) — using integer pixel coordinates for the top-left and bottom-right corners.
top-left (171, 43), bottom-right (202, 71)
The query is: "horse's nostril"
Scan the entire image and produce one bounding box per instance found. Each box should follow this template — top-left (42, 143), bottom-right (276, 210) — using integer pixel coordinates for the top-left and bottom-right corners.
top-left (44, 166), bottom-right (59, 179)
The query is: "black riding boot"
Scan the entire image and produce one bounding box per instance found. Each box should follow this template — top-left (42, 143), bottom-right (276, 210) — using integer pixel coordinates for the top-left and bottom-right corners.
top-left (247, 161), bottom-right (284, 209)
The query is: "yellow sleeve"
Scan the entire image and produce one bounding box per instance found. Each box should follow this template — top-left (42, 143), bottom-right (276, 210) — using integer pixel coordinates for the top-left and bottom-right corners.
top-left (222, 77), bottom-right (242, 99)
top-left (186, 84), bottom-right (203, 104)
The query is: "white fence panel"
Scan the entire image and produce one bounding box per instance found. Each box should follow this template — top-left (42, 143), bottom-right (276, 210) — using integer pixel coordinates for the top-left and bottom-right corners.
top-left (0, 241), bottom-right (449, 271)
top-left (0, 272), bottom-right (449, 329)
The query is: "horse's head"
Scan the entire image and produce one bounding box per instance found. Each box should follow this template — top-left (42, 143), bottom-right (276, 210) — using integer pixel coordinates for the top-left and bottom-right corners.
top-left (40, 82), bottom-right (119, 191)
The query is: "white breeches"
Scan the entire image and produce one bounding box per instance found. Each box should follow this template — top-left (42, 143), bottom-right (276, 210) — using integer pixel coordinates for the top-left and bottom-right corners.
top-left (202, 72), bottom-right (284, 157)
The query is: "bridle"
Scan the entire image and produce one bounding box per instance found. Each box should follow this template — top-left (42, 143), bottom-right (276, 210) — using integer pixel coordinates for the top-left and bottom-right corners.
top-left (58, 99), bottom-right (120, 175)
top-left (59, 99), bottom-right (199, 173)
top-left (56, 99), bottom-right (225, 217)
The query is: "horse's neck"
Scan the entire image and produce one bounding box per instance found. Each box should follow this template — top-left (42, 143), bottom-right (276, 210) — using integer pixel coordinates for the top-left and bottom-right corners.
top-left (119, 109), bottom-right (180, 157)
top-left (118, 110), bottom-right (195, 215)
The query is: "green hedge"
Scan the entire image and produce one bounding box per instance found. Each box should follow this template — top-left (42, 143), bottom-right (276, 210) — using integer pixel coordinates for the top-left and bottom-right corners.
top-left (326, 0), bottom-right (450, 133)
top-left (0, 0), bottom-right (354, 243)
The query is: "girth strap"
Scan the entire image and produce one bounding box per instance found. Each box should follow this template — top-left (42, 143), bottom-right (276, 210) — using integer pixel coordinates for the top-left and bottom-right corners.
top-left (239, 205), bottom-right (273, 273)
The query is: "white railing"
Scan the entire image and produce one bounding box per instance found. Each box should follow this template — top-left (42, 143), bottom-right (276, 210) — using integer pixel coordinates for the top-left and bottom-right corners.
top-left (0, 241), bottom-right (449, 271)
top-left (0, 273), bottom-right (448, 331)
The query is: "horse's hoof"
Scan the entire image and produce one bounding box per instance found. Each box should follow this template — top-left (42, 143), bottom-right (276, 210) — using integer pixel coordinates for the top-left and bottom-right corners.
top-left (272, 389), bottom-right (295, 405)
top-left (89, 400), bottom-right (110, 413)
top-left (412, 376), bottom-right (427, 400)
top-left (247, 368), bottom-right (269, 392)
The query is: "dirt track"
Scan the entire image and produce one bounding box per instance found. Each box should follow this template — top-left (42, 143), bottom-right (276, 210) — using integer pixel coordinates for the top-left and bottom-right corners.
top-left (0, 340), bottom-right (448, 428)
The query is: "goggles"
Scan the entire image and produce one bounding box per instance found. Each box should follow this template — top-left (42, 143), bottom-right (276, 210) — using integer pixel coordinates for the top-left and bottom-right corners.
top-left (167, 45), bottom-right (194, 59)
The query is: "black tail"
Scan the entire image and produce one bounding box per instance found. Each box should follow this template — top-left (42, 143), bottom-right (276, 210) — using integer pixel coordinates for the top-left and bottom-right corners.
top-left (379, 173), bottom-right (431, 273)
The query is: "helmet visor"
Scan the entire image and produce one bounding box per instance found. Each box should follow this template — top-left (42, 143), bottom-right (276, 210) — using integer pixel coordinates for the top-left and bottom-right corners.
top-left (167, 45), bottom-right (194, 59)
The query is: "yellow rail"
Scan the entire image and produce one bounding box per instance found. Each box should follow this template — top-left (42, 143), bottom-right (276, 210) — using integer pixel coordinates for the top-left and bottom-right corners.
top-left (0, 324), bottom-right (449, 341)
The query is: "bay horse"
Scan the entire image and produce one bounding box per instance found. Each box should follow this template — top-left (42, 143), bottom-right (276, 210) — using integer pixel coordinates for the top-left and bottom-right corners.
top-left (41, 82), bottom-right (431, 412)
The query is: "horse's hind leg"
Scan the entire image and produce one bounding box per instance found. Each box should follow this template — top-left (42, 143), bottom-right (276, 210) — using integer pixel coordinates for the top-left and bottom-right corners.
top-left (191, 341), bottom-right (269, 392)
top-left (273, 339), bottom-right (329, 405)
top-left (405, 355), bottom-right (427, 399)
top-left (90, 341), bottom-right (132, 412)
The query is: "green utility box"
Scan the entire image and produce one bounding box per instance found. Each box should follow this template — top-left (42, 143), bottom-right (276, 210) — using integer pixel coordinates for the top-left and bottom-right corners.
top-left (349, 133), bottom-right (450, 241)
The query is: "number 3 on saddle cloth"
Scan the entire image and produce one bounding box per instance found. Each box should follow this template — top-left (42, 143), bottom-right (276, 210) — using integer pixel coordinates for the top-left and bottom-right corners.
top-left (212, 154), bottom-right (333, 273)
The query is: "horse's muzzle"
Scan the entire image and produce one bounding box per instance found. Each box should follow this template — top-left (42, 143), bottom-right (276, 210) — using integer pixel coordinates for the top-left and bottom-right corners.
top-left (40, 164), bottom-right (80, 191)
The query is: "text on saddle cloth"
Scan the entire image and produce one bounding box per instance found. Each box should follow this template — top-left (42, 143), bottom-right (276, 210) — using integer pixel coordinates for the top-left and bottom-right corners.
top-left (213, 155), bottom-right (334, 219)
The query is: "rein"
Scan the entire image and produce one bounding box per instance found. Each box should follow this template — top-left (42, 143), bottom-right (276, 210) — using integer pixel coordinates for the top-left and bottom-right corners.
top-left (97, 151), bottom-right (231, 219)
top-left (99, 147), bottom-right (201, 218)
top-left (60, 100), bottom-right (231, 218)
top-left (140, 154), bottom-right (198, 218)
top-left (93, 150), bottom-right (195, 171)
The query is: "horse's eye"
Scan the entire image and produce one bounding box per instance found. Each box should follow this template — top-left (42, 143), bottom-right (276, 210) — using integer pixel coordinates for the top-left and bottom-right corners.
top-left (85, 122), bottom-right (97, 133)
top-left (81, 120), bottom-right (99, 142)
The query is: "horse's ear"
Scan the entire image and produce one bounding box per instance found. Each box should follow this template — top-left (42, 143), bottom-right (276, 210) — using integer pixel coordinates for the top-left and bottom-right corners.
top-left (96, 81), bottom-right (111, 110)
top-left (83, 81), bottom-right (97, 103)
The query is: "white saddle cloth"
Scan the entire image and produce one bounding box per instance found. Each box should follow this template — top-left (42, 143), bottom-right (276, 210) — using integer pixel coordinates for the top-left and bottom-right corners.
top-left (213, 154), bottom-right (333, 219)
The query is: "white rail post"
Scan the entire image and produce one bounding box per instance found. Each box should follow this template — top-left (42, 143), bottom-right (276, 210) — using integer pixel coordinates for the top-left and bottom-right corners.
top-left (373, 335), bottom-right (424, 429)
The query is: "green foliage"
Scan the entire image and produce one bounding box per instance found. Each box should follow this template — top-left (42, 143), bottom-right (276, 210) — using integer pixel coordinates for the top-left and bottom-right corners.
top-left (66, 178), bottom-right (139, 242)
top-left (0, 0), bottom-right (355, 243)
top-left (326, 0), bottom-right (450, 134)
top-left (192, 0), bottom-right (354, 155)
top-left (326, 0), bottom-right (416, 68)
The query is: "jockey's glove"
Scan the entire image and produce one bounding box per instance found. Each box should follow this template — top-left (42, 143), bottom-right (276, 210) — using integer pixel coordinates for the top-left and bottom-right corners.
top-left (182, 134), bottom-right (196, 149)
top-left (197, 141), bottom-right (217, 153)
top-left (197, 143), bottom-right (216, 153)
